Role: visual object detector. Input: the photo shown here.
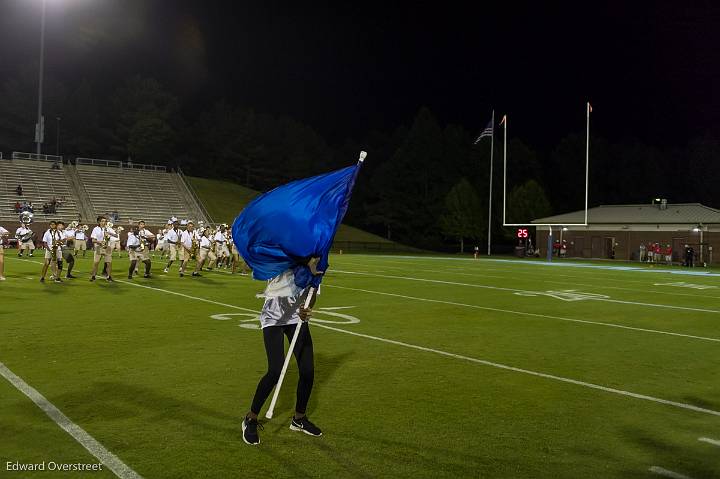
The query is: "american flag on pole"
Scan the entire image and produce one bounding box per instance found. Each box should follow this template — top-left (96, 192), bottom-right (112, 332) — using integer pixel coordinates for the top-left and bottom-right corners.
top-left (473, 118), bottom-right (494, 144)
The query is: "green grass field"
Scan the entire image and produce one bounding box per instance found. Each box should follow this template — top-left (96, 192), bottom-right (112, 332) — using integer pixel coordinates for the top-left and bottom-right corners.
top-left (187, 176), bottom-right (394, 244)
top-left (2, 253), bottom-right (720, 478)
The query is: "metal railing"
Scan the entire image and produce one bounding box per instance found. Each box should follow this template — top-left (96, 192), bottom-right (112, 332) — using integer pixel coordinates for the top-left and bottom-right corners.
top-left (12, 151), bottom-right (63, 163)
top-left (76, 157), bottom-right (122, 168)
top-left (75, 157), bottom-right (166, 171)
top-left (177, 167), bottom-right (213, 224)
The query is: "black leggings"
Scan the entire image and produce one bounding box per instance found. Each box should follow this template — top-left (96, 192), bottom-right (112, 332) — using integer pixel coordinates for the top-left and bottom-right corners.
top-left (251, 323), bottom-right (314, 415)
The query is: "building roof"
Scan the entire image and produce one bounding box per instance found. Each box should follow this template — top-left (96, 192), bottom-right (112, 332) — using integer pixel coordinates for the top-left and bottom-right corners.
top-left (532, 203), bottom-right (720, 225)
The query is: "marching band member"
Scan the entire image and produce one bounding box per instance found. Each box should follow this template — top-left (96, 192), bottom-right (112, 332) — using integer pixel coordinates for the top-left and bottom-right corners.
top-left (215, 224), bottom-right (230, 269)
top-left (126, 226), bottom-right (153, 279)
top-left (229, 232), bottom-right (247, 275)
top-left (74, 224), bottom-right (88, 257)
top-left (89, 216), bottom-right (117, 282)
top-left (192, 228), bottom-right (212, 277)
top-left (108, 222), bottom-right (123, 258)
top-left (163, 219), bottom-right (180, 273)
top-left (134, 220), bottom-right (155, 276)
top-left (40, 221), bottom-right (62, 283)
top-left (15, 222), bottom-right (35, 257)
top-left (56, 221), bottom-right (76, 279)
top-left (156, 226), bottom-right (167, 259)
top-left (179, 221), bottom-right (196, 277)
top-left (0, 225), bottom-right (8, 281)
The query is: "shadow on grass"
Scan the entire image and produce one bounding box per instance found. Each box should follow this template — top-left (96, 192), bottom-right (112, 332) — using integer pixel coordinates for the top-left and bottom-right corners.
top-left (53, 380), bottom-right (239, 435)
top-left (570, 424), bottom-right (720, 478)
top-left (264, 350), bottom-right (354, 433)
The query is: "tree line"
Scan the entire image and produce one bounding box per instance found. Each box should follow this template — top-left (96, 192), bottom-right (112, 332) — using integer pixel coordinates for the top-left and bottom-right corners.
top-left (0, 72), bottom-right (717, 251)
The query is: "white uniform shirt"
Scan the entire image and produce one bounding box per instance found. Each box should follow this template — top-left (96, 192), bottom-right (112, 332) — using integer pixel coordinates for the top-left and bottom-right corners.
top-left (180, 230), bottom-right (194, 249)
top-left (126, 233), bottom-right (140, 249)
top-left (43, 229), bottom-right (62, 248)
top-left (91, 226), bottom-right (106, 243)
top-left (214, 231), bottom-right (227, 244)
top-left (138, 228), bottom-right (155, 240)
top-left (107, 227), bottom-right (120, 245)
top-left (75, 229), bottom-right (86, 241)
top-left (0, 226), bottom-right (8, 246)
top-left (16, 226), bottom-right (32, 240)
top-left (64, 229), bottom-right (76, 241)
top-left (165, 228), bottom-right (179, 245)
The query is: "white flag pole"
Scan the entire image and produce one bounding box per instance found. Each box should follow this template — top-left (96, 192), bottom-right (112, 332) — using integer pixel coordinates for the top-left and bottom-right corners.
top-left (487, 110), bottom-right (495, 256)
top-left (584, 102), bottom-right (591, 226)
top-left (265, 287), bottom-right (315, 420)
top-left (502, 115), bottom-right (508, 226)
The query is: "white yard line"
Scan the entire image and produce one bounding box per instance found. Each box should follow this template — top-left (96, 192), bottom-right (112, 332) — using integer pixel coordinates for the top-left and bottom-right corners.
top-left (649, 466), bottom-right (694, 479)
top-left (323, 284), bottom-right (720, 343)
top-left (0, 362), bottom-right (143, 479)
top-left (332, 269), bottom-right (720, 315)
top-left (339, 261), bottom-right (720, 300)
top-left (698, 437), bottom-right (720, 447)
top-left (104, 281), bottom-right (720, 418)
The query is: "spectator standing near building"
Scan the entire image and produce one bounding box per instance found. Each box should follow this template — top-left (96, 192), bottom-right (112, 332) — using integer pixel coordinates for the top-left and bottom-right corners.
top-left (639, 243), bottom-right (646, 262)
top-left (647, 242), bottom-right (654, 263)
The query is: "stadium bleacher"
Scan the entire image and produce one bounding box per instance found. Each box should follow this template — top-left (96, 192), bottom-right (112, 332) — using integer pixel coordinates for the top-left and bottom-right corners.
top-left (0, 157), bottom-right (81, 223)
top-left (0, 154), bottom-right (210, 227)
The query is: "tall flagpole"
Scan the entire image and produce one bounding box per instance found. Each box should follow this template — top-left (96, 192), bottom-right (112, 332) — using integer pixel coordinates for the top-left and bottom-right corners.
top-left (487, 110), bottom-right (494, 256)
top-left (502, 115), bottom-right (507, 226)
top-left (584, 102), bottom-right (591, 225)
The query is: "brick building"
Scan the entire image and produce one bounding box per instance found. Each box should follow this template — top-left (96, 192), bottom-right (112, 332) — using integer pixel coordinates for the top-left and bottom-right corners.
top-left (532, 202), bottom-right (720, 264)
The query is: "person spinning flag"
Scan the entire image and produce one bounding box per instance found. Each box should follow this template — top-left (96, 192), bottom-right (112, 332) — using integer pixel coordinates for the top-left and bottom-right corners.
top-left (233, 151), bottom-right (366, 446)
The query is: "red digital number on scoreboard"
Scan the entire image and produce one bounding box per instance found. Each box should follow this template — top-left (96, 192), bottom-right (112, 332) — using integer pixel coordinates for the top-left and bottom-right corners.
top-left (517, 228), bottom-right (528, 239)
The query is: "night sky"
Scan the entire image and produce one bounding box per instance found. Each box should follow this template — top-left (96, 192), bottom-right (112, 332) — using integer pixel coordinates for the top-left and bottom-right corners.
top-left (1, 0), bottom-right (718, 150)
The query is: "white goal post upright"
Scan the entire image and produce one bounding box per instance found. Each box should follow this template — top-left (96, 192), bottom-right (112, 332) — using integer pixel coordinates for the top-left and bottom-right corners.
top-left (502, 101), bottom-right (592, 228)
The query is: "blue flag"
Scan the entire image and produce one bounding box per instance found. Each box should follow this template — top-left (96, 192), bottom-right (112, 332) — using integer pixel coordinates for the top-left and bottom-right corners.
top-left (232, 154), bottom-right (364, 289)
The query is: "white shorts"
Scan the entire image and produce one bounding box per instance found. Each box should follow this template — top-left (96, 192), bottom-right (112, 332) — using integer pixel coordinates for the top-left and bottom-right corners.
top-left (44, 247), bottom-right (61, 260)
top-left (216, 243), bottom-right (230, 257)
top-left (19, 241), bottom-right (35, 251)
top-left (111, 241), bottom-right (121, 251)
top-left (167, 243), bottom-right (178, 261)
top-left (178, 246), bottom-right (188, 262)
top-left (75, 241), bottom-right (87, 251)
top-left (128, 249), bottom-right (150, 262)
top-left (93, 244), bottom-right (113, 263)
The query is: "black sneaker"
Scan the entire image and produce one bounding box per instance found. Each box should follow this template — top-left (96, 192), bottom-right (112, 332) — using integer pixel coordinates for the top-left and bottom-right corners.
top-left (53, 278), bottom-right (62, 283)
top-left (290, 416), bottom-right (322, 437)
top-left (40, 277), bottom-right (45, 283)
top-left (179, 272), bottom-right (184, 277)
top-left (144, 273), bottom-right (151, 278)
top-left (192, 272), bottom-right (201, 277)
top-left (66, 274), bottom-right (76, 279)
top-left (89, 276), bottom-right (95, 282)
top-left (242, 416), bottom-right (262, 445)
top-left (128, 275), bottom-right (133, 280)
top-left (107, 276), bottom-right (113, 283)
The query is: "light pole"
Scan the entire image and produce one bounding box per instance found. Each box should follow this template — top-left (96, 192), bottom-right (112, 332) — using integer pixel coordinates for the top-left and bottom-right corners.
top-left (34, 0), bottom-right (47, 155)
top-left (55, 116), bottom-right (61, 155)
